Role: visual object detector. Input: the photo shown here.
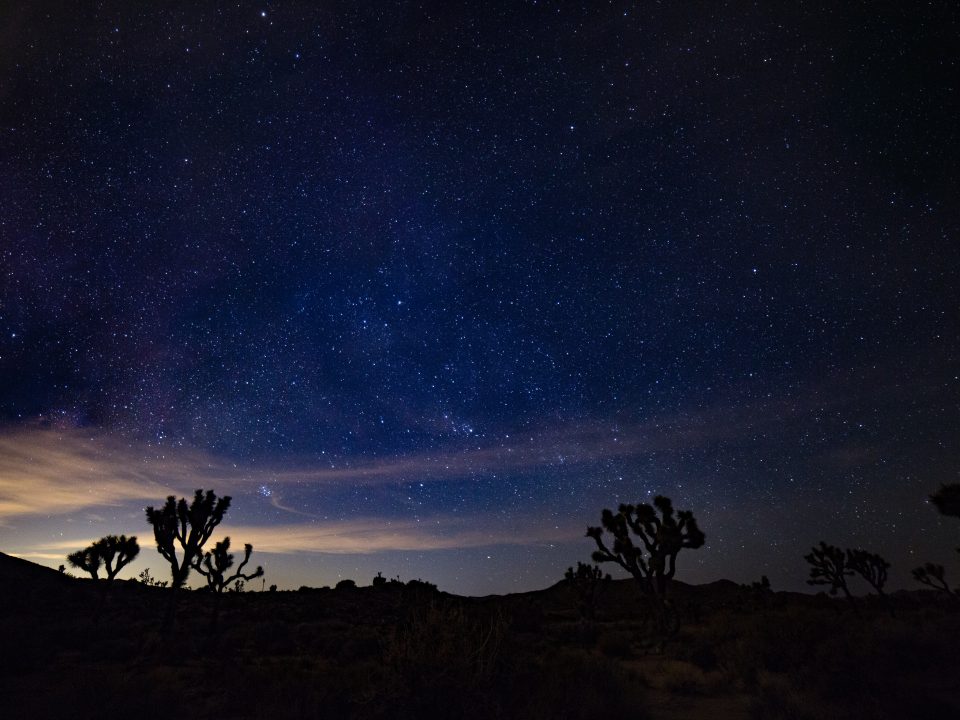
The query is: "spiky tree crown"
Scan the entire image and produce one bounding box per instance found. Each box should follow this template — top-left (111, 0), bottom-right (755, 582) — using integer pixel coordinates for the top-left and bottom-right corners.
top-left (67, 546), bottom-right (102, 580)
top-left (93, 534), bottom-right (140, 581)
top-left (66, 534), bottom-right (140, 581)
top-left (804, 542), bottom-right (853, 596)
top-left (192, 536), bottom-right (264, 593)
top-left (565, 561), bottom-right (608, 584)
top-left (145, 489), bottom-right (231, 588)
top-left (846, 548), bottom-right (889, 594)
top-left (912, 562), bottom-right (955, 595)
top-left (586, 495), bottom-right (705, 596)
top-left (930, 484), bottom-right (960, 519)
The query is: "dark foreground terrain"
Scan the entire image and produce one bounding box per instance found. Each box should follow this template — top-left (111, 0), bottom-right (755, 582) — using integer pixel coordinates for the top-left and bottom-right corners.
top-left (1, 552), bottom-right (958, 720)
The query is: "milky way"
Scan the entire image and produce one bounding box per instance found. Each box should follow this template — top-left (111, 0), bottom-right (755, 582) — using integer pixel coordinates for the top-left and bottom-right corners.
top-left (1, 2), bottom-right (957, 594)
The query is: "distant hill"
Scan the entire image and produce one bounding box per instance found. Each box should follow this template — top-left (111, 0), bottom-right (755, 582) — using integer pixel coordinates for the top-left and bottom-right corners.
top-left (0, 551), bottom-right (70, 587)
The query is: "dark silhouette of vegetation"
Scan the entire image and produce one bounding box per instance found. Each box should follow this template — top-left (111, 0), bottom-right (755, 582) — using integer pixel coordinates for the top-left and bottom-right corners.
top-left (586, 495), bottom-right (705, 599)
top-left (66, 545), bottom-right (102, 579)
top-left (145, 489), bottom-right (231, 627)
top-left (804, 542), bottom-right (855, 605)
top-left (846, 549), bottom-right (889, 596)
top-left (912, 562), bottom-right (955, 595)
top-left (751, 575), bottom-right (771, 591)
top-left (929, 483), bottom-right (960, 519)
top-left (335, 578), bottom-right (356, 590)
top-left (66, 535), bottom-right (140, 582)
top-left (137, 567), bottom-right (168, 587)
top-left (913, 483), bottom-right (960, 595)
top-left (145, 489), bottom-right (231, 590)
top-left (101, 535), bottom-right (140, 580)
top-left (372, 571), bottom-right (387, 587)
top-left (564, 561), bottom-right (610, 620)
top-left (192, 537), bottom-right (263, 594)
top-left (405, 578), bottom-right (438, 593)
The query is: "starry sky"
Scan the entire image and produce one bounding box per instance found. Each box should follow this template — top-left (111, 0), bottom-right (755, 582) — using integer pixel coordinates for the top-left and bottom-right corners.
top-left (0, 1), bottom-right (958, 595)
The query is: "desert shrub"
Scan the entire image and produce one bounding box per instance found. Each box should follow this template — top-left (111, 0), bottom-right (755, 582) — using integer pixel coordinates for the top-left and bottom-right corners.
top-left (507, 649), bottom-right (649, 720)
top-left (642, 658), bottom-right (726, 696)
top-left (381, 600), bottom-right (505, 719)
top-left (598, 629), bottom-right (632, 658)
top-left (247, 617), bottom-right (298, 654)
top-left (672, 637), bottom-right (718, 671)
top-left (508, 598), bottom-right (544, 633)
top-left (338, 627), bottom-right (382, 662)
top-left (335, 579), bottom-right (356, 590)
top-left (561, 619), bottom-right (599, 647)
top-left (751, 672), bottom-right (831, 720)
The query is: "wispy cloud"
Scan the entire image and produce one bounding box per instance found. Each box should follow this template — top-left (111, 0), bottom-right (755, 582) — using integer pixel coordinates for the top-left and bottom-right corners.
top-left (0, 386), bottom-right (856, 525)
top-left (7, 514), bottom-right (578, 559)
top-left (0, 430), bottom-right (180, 522)
top-left (0, 391), bottom-right (825, 524)
top-left (215, 516), bottom-right (577, 554)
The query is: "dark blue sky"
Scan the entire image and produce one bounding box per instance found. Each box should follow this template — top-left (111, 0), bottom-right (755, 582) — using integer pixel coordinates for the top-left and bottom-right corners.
top-left (0, 1), bottom-right (957, 594)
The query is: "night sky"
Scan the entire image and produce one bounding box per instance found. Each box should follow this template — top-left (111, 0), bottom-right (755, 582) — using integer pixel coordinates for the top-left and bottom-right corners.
top-left (1, 1), bottom-right (958, 595)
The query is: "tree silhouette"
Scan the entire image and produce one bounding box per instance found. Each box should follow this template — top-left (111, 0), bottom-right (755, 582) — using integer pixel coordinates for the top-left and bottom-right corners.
top-left (564, 561), bottom-right (610, 620)
top-left (912, 562), bottom-right (955, 596)
top-left (145, 489), bottom-right (231, 629)
top-left (846, 548), bottom-right (889, 596)
top-left (66, 535), bottom-right (139, 582)
top-left (913, 484), bottom-right (960, 595)
top-left (145, 489), bottom-right (231, 590)
top-left (929, 483), bottom-right (960, 519)
top-left (192, 537), bottom-right (263, 594)
top-left (67, 545), bottom-right (102, 580)
top-left (586, 495), bottom-right (705, 599)
top-left (805, 542), bottom-right (855, 605)
top-left (95, 535), bottom-right (140, 581)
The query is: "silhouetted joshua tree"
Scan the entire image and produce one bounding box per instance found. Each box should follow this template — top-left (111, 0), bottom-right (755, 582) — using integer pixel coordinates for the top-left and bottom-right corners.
top-left (94, 534), bottom-right (140, 581)
top-left (912, 563), bottom-right (955, 596)
top-left (564, 561), bottom-right (611, 620)
top-left (846, 548), bottom-right (889, 596)
top-left (66, 535), bottom-right (140, 624)
top-left (67, 545), bottom-right (102, 580)
top-left (67, 535), bottom-right (139, 582)
top-left (929, 483), bottom-right (960, 519)
top-left (145, 489), bottom-right (231, 628)
top-left (146, 489), bottom-right (231, 589)
top-left (587, 495), bottom-right (705, 600)
top-left (805, 542), bottom-right (856, 606)
top-left (192, 537), bottom-right (263, 594)
top-left (912, 483), bottom-right (960, 596)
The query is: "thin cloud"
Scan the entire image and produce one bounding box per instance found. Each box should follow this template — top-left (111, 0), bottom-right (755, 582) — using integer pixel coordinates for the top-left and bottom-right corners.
top-left (8, 514), bottom-right (579, 559)
top-left (0, 390), bottom-right (842, 523)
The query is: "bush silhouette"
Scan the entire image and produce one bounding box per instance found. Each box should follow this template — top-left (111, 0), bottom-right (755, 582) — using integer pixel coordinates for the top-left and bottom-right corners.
top-left (586, 495), bottom-right (705, 599)
top-left (137, 567), bottom-right (168, 587)
top-left (335, 579), bottom-right (356, 590)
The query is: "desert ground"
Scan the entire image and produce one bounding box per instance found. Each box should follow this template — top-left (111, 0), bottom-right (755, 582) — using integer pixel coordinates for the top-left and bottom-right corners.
top-left (1, 552), bottom-right (957, 720)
